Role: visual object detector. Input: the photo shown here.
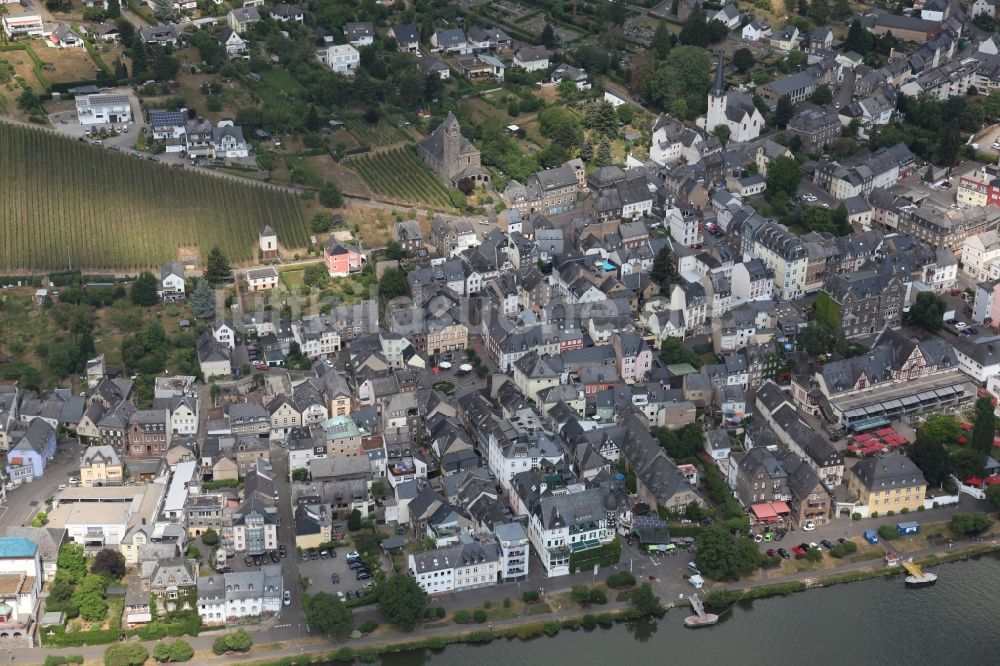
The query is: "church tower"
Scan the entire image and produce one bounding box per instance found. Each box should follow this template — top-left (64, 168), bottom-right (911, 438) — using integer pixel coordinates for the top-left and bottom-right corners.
top-left (442, 111), bottom-right (461, 179)
top-left (706, 55), bottom-right (727, 135)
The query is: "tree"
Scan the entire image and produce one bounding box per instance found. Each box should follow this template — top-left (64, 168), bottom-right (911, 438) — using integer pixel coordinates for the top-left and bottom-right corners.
top-left (595, 139), bottom-right (613, 167)
top-left (58, 543), bottom-right (87, 583)
top-left (153, 0), bottom-right (174, 22)
top-left (629, 583), bottom-right (663, 616)
top-left (937, 125), bottom-right (961, 166)
top-left (538, 107), bottom-right (583, 152)
top-left (93, 549), bottom-right (126, 580)
top-left (201, 528), bottom-right (220, 547)
top-left (211, 630), bottom-right (252, 655)
top-left (773, 95), bottom-right (794, 129)
top-left (909, 291), bottom-right (946, 332)
top-left (73, 574), bottom-right (109, 621)
top-left (679, 7), bottom-right (710, 47)
top-left (766, 156), bottom-right (802, 198)
top-left (917, 414), bottom-right (962, 446)
top-left (304, 592), bottom-right (353, 639)
top-left (379, 268), bottom-right (407, 300)
top-left (131, 271), bottom-right (159, 306)
top-left (205, 247), bottom-right (231, 285)
top-left (907, 435), bottom-right (952, 487)
top-left (107, 0), bottom-right (120, 18)
top-left (384, 241), bottom-right (404, 260)
top-left (319, 181), bottom-right (343, 208)
top-left (541, 23), bottom-right (556, 49)
top-left (950, 512), bottom-right (992, 535)
top-left (651, 21), bottom-right (674, 59)
top-left (971, 396), bottom-right (996, 454)
top-left (17, 89), bottom-right (39, 113)
top-left (650, 245), bottom-right (677, 289)
top-left (659, 337), bottom-right (701, 368)
top-left (291, 468), bottom-right (309, 482)
top-left (378, 574), bottom-right (428, 630)
top-left (695, 525), bottom-right (762, 581)
top-left (732, 48), bottom-right (755, 73)
top-left (153, 640), bottom-right (193, 663)
top-left (348, 509), bottom-right (362, 531)
top-left (713, 124), bottom-right (731, 146)
top-left (310, 212), bottom-right (333, 233)
top-left (952, 448), bottom-right (987, 479)
top-left (809, 85), bottom-right (833, 106)
top-left (986, 484), bottom-right (1000, 510)
top-left (189, 279), bottom-right (216, 320)
top-left (104, 644), bottom-right (149, 666)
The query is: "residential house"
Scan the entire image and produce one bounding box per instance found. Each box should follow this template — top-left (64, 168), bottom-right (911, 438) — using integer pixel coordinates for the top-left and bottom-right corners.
top-left (323, 240), bottom-right (366, 277)
top-left (512, 45), bottom-right (549, 71)
top-left (227, 7), bottom-right (261, 34)
top-left (343, 21), bottom-right (374, 47)
top-left (75, 93), bottom-right (132, 126)
top-left (80, 445), bottom-right (123, 487)
top-left (319, 44), bottom-right (360, 75)
top-left (388, 24), bottom-right (419, 52)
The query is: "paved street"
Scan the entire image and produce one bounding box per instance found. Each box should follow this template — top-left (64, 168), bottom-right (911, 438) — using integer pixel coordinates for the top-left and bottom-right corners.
top-left (1, 438), bottom-right (81, 527)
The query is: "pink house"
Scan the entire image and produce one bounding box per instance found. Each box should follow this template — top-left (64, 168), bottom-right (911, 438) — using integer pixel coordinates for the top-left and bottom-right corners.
top-left (323, 240), bottom-right (366, 277)
top-left (613, 332), bottom-right (653, 384)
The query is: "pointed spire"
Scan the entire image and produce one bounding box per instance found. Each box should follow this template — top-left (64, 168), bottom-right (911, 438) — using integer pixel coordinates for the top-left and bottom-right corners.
top-left (711, 55), bottom-right (725, 98)
top-left (444, 111), bottom-right (459, 129)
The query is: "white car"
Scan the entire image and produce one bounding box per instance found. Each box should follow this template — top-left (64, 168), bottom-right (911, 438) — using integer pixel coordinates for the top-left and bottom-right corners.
top-left (803, 521), bottom-right (816, 531)
top-left (955, 322), bottom-right (967, 329)
top-left (57, 484), bottom-right (68, 490)
top-left (283, 591), bottom-right (291, 606)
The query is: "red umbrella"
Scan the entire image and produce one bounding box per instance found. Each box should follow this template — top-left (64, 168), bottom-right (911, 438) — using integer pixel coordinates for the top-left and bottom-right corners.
top-left (961, 423), bottom-right (973, 431)
top-left (958, 437), bottom-right (967, 444)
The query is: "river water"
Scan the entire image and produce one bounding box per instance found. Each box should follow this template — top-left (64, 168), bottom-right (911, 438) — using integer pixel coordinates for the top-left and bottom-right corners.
top-left (377, 554), bottom-right (1000, 665)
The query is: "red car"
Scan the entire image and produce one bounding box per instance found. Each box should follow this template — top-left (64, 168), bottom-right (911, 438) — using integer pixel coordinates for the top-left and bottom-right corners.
top-left (766, 549), bottom-right (776, 558)
top-left (254, 363), bottom-right (268, 371)
top-left (950, 290), bottom-right (962, 297)
top-left (792, 546), bottom-right (806, 557)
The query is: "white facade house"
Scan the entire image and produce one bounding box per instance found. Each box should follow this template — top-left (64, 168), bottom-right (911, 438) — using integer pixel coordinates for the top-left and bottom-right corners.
top-left (2, 14), bottom-right (43, 38)
top-left (212, 122), bottom-right (249, 158)
top-left (0, 537), bottom-right (43, 622)
top-left (319, 44), bottom-right (360, 76)
top-left (731, 259), bottom-right (774, 302)
top-left (408, 541), bottom-right (501, 595)
top-left (527, 489), bottom-right (616, 577)
top-left (512, 46), bottom-right (549, 71)
top-left (494, 522), bottom-right (529, 581)
top-left (962, 230), bottom-right (1000, 282)
top-left (75, 93), bottom-right (133, 126)
top-left (196, 566), bottom-right (282, 626)
top-left (213, 321), bottom-right (235, 349)
top-left (667, 207), bottom-right (703, 247)
top-left (706, 57), bottom-right (764, 143)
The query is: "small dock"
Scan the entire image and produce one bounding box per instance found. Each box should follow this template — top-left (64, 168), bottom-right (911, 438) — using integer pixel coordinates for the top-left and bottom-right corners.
top-left (902, 560), bottom-right (938, 587)
top-left (684, 594), bottom-right (719, 628)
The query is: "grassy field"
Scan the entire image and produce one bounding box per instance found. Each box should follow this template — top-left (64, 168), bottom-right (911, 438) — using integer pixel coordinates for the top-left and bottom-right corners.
top-left (0, 122), bottom-right (309, 271)
top-left (347, 147), bottom-right (455, 209)
top-left (34, 46), bottom-right (102, 84)
top-left (306, 154), bottom-right (372, 199)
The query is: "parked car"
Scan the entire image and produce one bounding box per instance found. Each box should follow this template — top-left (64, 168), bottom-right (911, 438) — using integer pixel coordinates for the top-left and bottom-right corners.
top-left (821, 540), bottom-right (834, 549)
top-left (283, 591), bottom-right (291, 606)
top-left (270, 551), bottom-right (280, 563)
top-left (346, 551), bottom-right (360, 559)
top-left (331, 573), bottom-right (340, 585)
top-left (777, 548), bottom-right (790, 559)
top-left (766, 549), bottom-right (776, 557)
top-left (348, 560), bottom-right (366, 570)
top-left (802, 521), bottom-right (816, 531)
top-left (279, 545), bottom-right (287, 557)
top-left (337, 591), bottom-right (347, 601)
top-left (356, 570), bottom-right (372, 580)
top-left (319, 549), bottom-right (329, 559)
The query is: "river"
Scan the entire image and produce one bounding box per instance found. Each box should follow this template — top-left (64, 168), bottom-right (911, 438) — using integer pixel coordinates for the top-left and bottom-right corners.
top-left (377, 554), bottom-right (1000, 665)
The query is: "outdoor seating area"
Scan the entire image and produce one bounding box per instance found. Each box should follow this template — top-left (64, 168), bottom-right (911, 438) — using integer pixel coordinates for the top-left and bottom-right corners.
top-left (846, 427), bottom-right (910, 457)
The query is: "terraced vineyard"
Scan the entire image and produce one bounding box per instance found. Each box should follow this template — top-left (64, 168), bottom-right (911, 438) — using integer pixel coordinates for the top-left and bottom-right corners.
top-left (0, 123), bottom-right (309, 271)
top-left (347, 147), bottom-right (455, 209)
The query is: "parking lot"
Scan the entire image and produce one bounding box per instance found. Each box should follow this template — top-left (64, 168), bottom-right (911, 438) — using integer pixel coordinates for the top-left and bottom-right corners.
top-left (297, 547), bottom-right (377, 601)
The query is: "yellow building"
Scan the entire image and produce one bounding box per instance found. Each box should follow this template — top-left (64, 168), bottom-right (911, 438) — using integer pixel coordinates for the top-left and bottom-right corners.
top-left (847, 454), bottom-right (927, 515)
top-left (427, 322), bottom-right (468, 356)
top-left (80, 445), bottom-right (124, 487)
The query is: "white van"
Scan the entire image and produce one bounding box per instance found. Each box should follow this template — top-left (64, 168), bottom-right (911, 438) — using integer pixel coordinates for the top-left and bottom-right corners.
top-left (689, 575), bottom-right (704, 589)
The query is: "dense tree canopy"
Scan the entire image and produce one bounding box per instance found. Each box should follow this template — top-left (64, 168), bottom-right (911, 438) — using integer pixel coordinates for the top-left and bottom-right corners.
top-left (695, 526), bottom-right (762, 581)
top-left (304, 592), bottom-right (353, 639)
top-left (909, 292), bottom-right (947, 332)
top-left (378, 574), bottom-right (428, 630)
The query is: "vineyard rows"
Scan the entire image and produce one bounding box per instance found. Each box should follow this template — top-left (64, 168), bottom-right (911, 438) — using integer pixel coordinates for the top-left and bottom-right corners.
top-left (348, 147), bottom-right (454, 209)
top-left (0, 123), bottom-right (309, 271)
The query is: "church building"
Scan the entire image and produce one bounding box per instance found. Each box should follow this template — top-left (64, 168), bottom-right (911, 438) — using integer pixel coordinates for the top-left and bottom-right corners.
top-left (705, 56), bottom-right (764, 144)
top-left (418, 112), bottom-right (490, 188)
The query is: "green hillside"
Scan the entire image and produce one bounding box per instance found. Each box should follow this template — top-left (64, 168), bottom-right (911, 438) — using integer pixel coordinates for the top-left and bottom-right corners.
top-left (0, 122), bottom-right (309, 271)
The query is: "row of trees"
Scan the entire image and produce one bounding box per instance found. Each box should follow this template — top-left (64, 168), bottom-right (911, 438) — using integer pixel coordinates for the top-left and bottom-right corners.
top-left (908, 401), bottom-right (997, 488)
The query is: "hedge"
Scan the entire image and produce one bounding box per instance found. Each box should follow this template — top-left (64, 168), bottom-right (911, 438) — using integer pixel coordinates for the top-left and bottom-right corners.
top-left (40, 626), bottom-right (119, 647)
top-left (568, 539), bottom-right (621, 573)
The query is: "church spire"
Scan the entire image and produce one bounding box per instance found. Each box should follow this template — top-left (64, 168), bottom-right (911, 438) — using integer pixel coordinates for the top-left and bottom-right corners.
top-left (711, 55), bottom-right (725, 98)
